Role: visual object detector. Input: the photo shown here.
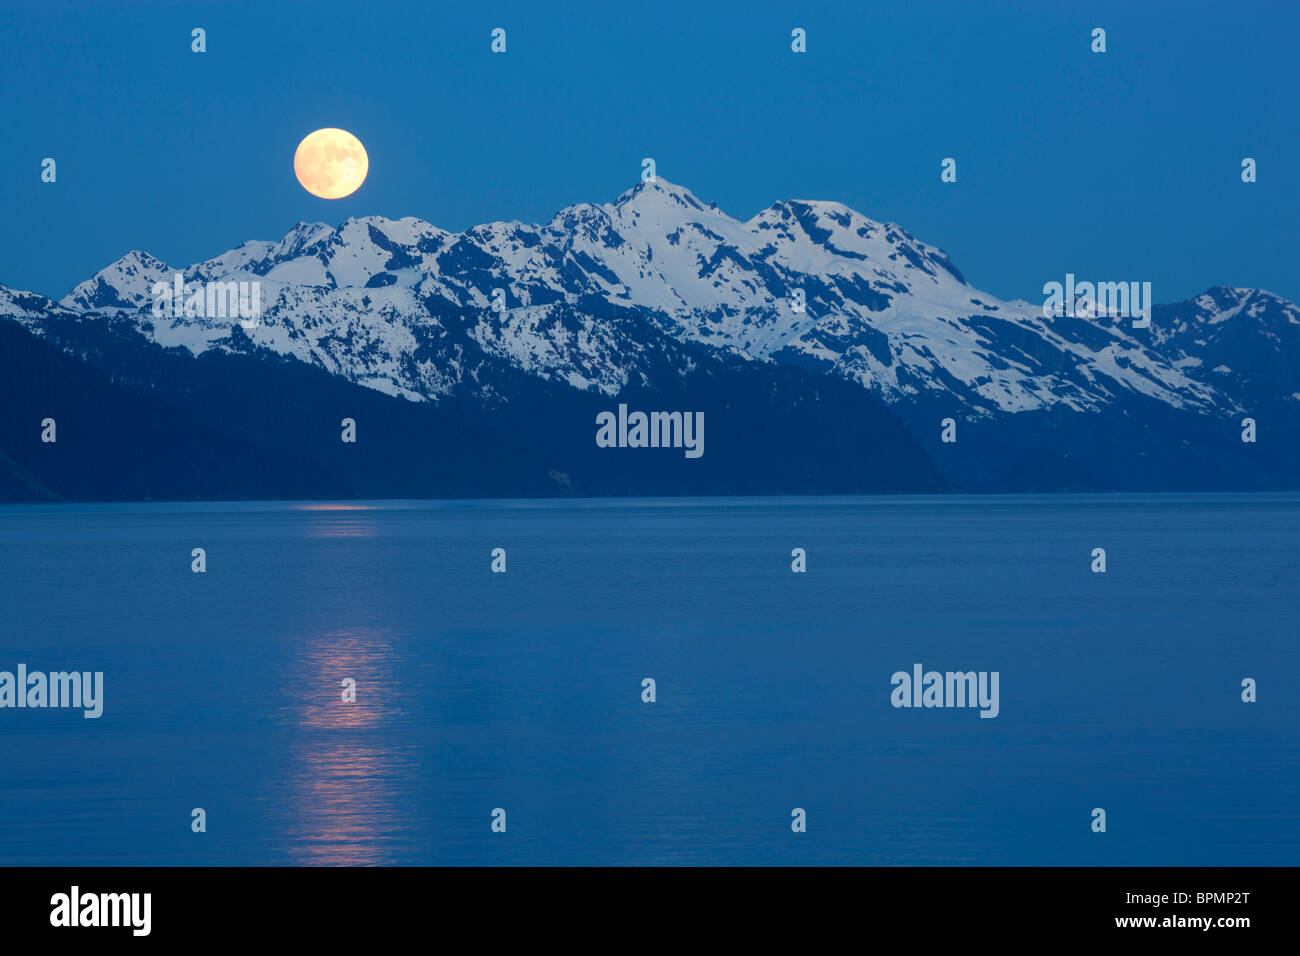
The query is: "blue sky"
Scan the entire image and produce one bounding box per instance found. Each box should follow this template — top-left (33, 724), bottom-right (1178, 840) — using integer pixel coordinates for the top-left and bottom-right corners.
top-left (2, 0), bottom-right (1297, 304)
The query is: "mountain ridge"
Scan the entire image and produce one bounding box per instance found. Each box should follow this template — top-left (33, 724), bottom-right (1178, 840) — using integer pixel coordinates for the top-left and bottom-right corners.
top-left (38, 178), bottom-right (1293, 417)
top-left (3, 178), bottom-right (1297, 499)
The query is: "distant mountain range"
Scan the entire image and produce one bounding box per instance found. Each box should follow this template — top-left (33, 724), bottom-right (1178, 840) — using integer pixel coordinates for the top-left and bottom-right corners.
top-left (2, 178), bottom-right (1297, 501)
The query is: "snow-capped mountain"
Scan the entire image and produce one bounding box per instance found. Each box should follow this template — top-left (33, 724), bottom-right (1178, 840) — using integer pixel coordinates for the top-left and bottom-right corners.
top-left (3, 178), bottom-right (1297, 500)
top-left (1148, 286), bottom-right (1300, 408)
top-left (37, 177), bottom-right (1287, 420)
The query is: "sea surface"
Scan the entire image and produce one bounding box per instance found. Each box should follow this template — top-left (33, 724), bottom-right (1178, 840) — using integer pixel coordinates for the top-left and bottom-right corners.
top-left (0, 494), bottom-right (1296, 866)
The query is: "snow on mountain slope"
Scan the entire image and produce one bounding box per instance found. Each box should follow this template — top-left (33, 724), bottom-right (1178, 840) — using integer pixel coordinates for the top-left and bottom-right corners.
top-left (0, 286), bottom-right (89, 348)
top-left (21, 178), bottom-right (1286, 417)
top-left (1149, 286), bottom-right (1300, 404)
top-left (60, 250), bottom-right (173, 312)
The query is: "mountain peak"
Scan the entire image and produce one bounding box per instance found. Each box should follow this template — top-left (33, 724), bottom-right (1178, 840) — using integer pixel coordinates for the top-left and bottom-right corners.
top-left (612, 177), bottom-right (708, 213)
top-left (59, 249), bottom-right (171, 312)
top-left (1187, 286), bottom-right (1299, 320)
top-left (275, 221), bottom-right (335, 253)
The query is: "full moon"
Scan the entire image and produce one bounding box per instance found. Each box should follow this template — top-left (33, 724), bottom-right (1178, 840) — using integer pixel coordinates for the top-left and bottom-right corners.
top-left (294, 128), bottom-right (368, 199)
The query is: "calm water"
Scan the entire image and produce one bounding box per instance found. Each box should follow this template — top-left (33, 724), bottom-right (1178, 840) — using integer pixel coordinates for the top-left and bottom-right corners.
top-left (0, 494), bottom-right (1297, 866)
